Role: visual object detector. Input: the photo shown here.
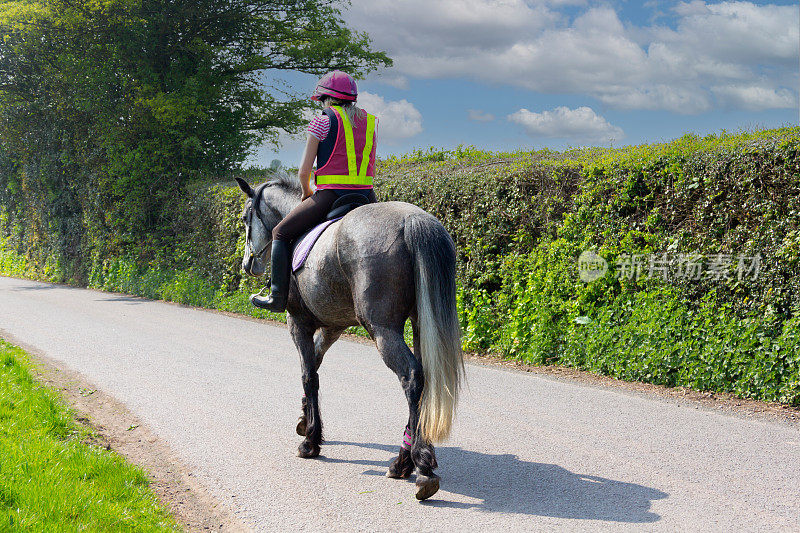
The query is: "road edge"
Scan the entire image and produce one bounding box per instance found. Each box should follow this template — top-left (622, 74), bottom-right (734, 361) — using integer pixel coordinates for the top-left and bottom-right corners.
top-left (465, 352), bottom-right (800, 428)
top-left (1, 331), bottom-right (252, 533)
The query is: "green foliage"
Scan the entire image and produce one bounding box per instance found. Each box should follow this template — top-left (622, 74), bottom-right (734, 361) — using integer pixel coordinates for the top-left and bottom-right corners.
top-left (559, 288), bottom-right (800, 405)
top-left (0, 235), bottom-right (31, 278)
top-left (0, 340), bottom-right (177, 530)
top-left (88, 255), bottom-right (286, 322)
top-left (377, 146), bottom-right (584, 288)
top-left (0, 0), bottom-right (391, 284)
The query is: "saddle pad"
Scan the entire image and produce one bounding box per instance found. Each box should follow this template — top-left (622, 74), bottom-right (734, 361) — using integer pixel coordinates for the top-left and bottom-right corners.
top-left (292, 217), bottom-right (343, 272)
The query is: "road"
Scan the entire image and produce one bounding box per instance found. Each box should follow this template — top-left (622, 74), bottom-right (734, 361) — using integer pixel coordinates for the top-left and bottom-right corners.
top-left (1, 276), bottom-right (799, 532)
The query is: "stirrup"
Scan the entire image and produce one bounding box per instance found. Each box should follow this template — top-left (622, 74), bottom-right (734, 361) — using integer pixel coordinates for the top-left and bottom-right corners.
top-left (249, 279), bottom-right (271, 301)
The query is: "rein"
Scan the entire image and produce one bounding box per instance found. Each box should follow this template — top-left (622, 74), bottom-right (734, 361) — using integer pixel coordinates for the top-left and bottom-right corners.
top-left (247, 183), bottom-right (283, 259)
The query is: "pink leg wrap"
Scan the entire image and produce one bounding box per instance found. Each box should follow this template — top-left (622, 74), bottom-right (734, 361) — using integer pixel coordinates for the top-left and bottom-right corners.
top-left (402, 426), bottom-right (413, 450)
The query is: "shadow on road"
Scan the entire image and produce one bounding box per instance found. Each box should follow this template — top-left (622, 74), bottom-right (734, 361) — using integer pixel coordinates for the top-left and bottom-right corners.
top-left (96, 296), bottom-right (144, 304)
top-left (8, 284), bottom-right (57, 291)
top-left (323, 440), bottom-right (666, 523)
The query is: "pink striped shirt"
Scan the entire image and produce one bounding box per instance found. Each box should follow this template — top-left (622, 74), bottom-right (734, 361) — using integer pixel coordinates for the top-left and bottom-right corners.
top-left (307, 115), bottom-right (330, 140)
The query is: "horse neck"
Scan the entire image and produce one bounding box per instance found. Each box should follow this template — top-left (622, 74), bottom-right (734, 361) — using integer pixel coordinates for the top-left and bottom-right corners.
top-left (262, 186), bottom-right (301, 221)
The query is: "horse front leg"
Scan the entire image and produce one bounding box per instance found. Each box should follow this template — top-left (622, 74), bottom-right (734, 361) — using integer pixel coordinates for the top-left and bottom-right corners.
top-left (296, 326), bottom-right (343, 436)
top-left (288, 315), bottom-right (323, 458)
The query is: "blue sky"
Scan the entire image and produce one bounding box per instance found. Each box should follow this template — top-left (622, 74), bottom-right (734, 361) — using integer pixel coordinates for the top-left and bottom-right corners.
top-left (248, 0), bottom-right (798, 168)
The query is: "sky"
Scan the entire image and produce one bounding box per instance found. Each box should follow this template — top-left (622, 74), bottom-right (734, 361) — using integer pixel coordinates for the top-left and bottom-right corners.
top-left (248, 0), bottom-right (799, 168)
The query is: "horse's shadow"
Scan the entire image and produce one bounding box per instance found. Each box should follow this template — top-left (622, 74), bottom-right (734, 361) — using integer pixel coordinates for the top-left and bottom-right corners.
top-left (322, 441), bottom-right (667, 523)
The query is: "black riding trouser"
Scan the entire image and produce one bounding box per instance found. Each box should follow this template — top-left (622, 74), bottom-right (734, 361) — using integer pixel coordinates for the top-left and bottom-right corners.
top-left (272, 188), bottom-right (377, 242)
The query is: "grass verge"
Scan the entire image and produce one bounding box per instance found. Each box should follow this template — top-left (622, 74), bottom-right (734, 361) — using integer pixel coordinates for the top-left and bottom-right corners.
top-left (0, 339), bottom-right (178, 531)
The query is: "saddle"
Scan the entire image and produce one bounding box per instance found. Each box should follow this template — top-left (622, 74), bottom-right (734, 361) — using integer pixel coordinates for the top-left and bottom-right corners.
top-left (326, 193), bottom-right (370, 220)
top-left (291, 193), bottom-right (371, 272)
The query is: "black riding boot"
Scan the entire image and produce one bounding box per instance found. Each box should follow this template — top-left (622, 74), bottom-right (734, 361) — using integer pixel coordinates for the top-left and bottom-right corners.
top-left (250, 239), bottom-right (290, 312)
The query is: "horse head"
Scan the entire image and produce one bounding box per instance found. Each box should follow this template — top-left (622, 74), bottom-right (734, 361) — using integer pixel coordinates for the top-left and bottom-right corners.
top-left (235, 174), bottom-right (302, 277)
top-left (236, 177), bottom-right (274, 277)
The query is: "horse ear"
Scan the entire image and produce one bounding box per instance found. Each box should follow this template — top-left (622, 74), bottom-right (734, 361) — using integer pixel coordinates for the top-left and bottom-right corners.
top-left (235, 177), bottom-right (254, 198)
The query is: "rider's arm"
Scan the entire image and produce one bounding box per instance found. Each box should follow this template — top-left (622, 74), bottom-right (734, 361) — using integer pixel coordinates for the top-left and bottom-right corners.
top-left (298, 134), bottom-right (320, 200)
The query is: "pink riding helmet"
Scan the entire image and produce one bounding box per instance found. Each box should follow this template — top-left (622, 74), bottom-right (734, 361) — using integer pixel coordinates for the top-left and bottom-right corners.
top-left (311, 71), bottom-right (358, 102)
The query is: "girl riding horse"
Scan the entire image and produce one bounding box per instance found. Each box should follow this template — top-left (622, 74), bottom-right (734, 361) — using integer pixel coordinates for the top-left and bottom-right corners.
top-left (237, 71), bottom-right (462, 501)
top-left (251, 71), bottom-right (378, 312)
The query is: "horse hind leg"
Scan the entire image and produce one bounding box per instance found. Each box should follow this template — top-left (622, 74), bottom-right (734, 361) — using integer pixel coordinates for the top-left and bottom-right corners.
top-left (409, 318), bottom-right (440, 500)
top-left (373, 324), bottom-right (439, 500)
top-left (386, 319), bottom-right (417, 480)
top-left (289, 316), bottom-right (324, 458)
top-left (386, 426), bottom-right (414, 479)
top-left (296, 326), bottom-right (343, 436)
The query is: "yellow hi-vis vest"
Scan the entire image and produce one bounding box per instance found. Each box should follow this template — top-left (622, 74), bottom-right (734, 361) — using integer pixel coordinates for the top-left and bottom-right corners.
top-left (314, 106), bottom-right (376, 186)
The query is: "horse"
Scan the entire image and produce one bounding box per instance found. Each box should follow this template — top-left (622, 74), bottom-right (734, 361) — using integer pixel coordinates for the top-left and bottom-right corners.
top-left (234, 172), bottom-right (463, 501)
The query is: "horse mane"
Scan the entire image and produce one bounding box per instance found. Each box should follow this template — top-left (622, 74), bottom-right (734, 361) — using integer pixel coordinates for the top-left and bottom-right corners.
top-left (266, 168), bottom-right (302, 196)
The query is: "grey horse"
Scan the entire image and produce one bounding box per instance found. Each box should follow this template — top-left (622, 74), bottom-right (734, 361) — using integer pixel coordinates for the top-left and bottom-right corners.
top-left (235, 172), bottom-right (463, 501)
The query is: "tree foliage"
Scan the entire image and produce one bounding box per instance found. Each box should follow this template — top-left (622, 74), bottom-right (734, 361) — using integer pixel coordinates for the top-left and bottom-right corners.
top-left (0, 0), bottom-right (390, 279)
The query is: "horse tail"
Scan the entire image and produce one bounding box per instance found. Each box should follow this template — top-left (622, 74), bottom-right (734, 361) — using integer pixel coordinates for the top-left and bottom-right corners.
top-left (404, 213), bottom-right (463, 443)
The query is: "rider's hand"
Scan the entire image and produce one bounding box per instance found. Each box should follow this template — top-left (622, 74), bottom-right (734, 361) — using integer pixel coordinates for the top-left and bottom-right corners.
top-left (302, 190), bottom-right (314, 201)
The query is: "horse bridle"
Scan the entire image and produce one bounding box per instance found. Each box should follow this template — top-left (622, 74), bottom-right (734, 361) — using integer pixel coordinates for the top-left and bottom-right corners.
top-left (246, 183), bottom-right (282, 259)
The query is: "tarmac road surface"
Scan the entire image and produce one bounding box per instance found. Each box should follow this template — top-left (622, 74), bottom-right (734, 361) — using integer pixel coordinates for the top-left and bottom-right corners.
top-left (1, 276), bottom-right (799, 532)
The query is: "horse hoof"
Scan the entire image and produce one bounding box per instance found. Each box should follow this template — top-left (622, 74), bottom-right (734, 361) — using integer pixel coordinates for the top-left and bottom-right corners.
top-left (297, 441), bottom-right (320, 458)
top-left (386, 456), bottom-right (413, 479)
top-left (296, 416), bottom-right (307, 436)
top-left (386, 469), bottom-right (412, 480)
top-left (415, 474), bottom-right (440, 501)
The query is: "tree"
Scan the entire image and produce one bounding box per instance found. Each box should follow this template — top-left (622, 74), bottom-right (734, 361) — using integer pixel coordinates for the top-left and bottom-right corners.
top-left (0, 0), bottom-right (391, 279)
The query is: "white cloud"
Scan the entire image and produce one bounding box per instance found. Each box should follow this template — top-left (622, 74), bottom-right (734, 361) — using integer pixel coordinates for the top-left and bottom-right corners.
top-left (669, 1), bottom-right (798, 63)
top-left (358, 91), bottom-right (423, 142)
top-left (349, 0), bottom-right (556, 54)
top-left (368, 72), bottom-right (409, 90)
top-left (347, 1), bottom-right (799, 113)
top-left (599, 85), bottom-right (713, 114)
top-left (712, 84), bottom-right (797, 111)
top-left (468, 109), bottom-right (495, 122)
top-left (508, 106), bottom-right (625, 144)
